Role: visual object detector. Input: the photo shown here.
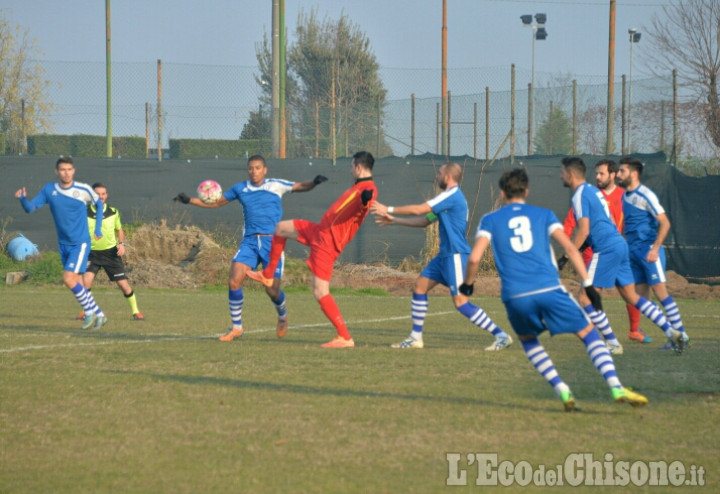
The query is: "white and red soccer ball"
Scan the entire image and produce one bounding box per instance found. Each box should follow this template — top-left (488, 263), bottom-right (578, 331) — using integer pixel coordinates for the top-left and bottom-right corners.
top-left (197, 180), bottom-right (223, 204)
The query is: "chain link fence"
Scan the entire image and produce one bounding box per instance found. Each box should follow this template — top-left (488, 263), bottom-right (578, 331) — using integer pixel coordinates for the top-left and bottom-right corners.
top-left (21, 61), bottom-right (708, 160)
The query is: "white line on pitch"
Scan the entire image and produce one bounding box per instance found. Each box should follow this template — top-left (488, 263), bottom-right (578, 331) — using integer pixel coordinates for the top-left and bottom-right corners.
top-left (0, 311), bottom-right (455, 354)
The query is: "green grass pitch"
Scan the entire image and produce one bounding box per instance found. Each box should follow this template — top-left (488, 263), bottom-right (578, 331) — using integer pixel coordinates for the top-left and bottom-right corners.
top-left (1, 285), bottom-right (717, 492)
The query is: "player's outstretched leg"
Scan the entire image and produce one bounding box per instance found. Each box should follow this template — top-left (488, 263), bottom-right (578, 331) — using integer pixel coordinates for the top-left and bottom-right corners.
top-left (520, 338), bottom-right (576, 411)
top-left (392, 292), bottom-right (427, 349)
top-left (583, 305), bottom-right (623, 354)
top-left (456, 302), bottom-right (512, 351)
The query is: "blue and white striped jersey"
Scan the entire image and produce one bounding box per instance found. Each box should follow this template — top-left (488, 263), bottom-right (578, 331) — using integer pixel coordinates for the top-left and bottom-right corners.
top-left (223, 178), bottom-right (295, 236)
top-left (20, 181), bottom-right (102, 245)
top-left (571, 182), bottom-right (625, 252)
top-left (426, 185), bottom-right (471, 257)
top-left (476, 202), bottom-right (563, 301)
top-left (623, 184), bottom-right (665, 248)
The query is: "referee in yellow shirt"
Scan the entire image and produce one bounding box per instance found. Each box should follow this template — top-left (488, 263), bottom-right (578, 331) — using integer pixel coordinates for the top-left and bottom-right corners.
top-left (78, 183), bottom-right (143, 321)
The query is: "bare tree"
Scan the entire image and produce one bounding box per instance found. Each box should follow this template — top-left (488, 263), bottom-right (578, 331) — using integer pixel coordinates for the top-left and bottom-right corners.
top-left (0, 14), bottom-right (54, 154)
top-left (643, 0), bottom-right (720, 151)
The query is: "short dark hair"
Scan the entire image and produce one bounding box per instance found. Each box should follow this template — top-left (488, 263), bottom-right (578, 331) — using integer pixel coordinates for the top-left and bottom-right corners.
top-left (352, 151), bottom-right (374, 170)
top-left (595, 159), bottom-right (618, 174)
top-left (620, 156), bottom-right (644, 177)
top-left (247, 154), bottom-right (266, 167)
top-left (92, 182), bottom-right (106, 190)
top-left (499, 168), bottom-right (529, 199)
top-left (56, 156), bottom-right (74, 169)
top-left (561, 156), bottom-right (586, 177)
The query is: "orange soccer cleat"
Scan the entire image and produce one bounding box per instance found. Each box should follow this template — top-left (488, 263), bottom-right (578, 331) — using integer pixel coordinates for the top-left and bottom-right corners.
top-left (246, 270), bottom-right (274, 288)
top-left (320, 336), bottom-right (355, 349)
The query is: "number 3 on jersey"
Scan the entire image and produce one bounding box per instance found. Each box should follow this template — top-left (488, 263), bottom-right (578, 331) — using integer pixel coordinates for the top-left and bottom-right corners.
top-left (509, 216), bottom-right (533, 252)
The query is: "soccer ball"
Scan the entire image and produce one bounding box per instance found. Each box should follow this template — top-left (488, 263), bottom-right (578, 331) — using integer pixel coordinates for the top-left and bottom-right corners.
top-left (197, 180), bottom-right (223, 204)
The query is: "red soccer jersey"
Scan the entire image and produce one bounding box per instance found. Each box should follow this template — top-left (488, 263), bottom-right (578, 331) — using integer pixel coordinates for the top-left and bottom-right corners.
top-left (602, 185), bottom-right (625, 232)
top-left (317, 178), bottom-right (377, 254)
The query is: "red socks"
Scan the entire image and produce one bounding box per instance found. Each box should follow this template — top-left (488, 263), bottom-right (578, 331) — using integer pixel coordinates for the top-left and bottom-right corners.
top-left (627, 303), bottom-right (641, 332)
top-left (262, 235), bottom-right (287, 278)
top-left (319, 294), bottom-right (351, 340)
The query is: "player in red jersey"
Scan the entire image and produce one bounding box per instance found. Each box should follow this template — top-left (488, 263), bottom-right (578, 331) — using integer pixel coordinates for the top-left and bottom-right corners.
top-left (560, 159), bottom-right (649, 344)
top-left (247, 151), bottom-right (377, 348)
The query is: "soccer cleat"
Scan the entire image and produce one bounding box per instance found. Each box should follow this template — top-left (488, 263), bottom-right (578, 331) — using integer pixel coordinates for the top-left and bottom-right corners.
top-left (81, 312), bottom-right (97, 329)
top-left (485, 335), bottom-right (513, 351)
top-left (612, 387), bottom-right (648, 407)
top-left (606, 342), bottom-right (624, 355)
top-left (667, 329), bottom-right (685, 354)
top-left (75, 312), bottom-right (85, 320)
top-left (560, 390), bottom-right (579, 412)
top-left (93, 315), bottom-right (109, 330)
top-left (628, 329), bottom-right (652, 343)
top-left (245, 270), bottom-right (274, 288)
top-left (276, 317), bottom-right (288, 338)
top-left (219, 328), bottom-right (244, 342)
top-left (132, 312), bottom-right (145, 321)
top-left (320, 336), bottom-right (355, 348)
top-left (391, 337), bottom-right (424, 349)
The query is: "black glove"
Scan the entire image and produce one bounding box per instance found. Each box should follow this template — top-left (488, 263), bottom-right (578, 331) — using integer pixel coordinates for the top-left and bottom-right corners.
top-left (556, 255), bottom-right (569, 271)
top-left (584, 285), bottom-right (603, 312)
top-left (313, 175), bottom-right (328, 185)
top-left (174, 192), bottom-right (191, 204)
top-left (361, 189), bottom-right (374, 206)
top-left (578, 240), bottom-right (590, 252)
top-left (459, 282), bottom-right (474, 296)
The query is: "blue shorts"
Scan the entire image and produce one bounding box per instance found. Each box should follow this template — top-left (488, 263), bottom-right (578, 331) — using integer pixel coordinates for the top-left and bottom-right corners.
top-left (232, 235), bottom-right (284, 278)
top-left (59, 242), bottom-right (90, 273)
top-left (629, 245), bottom-right (667, 286)
top-left (586, 241), bottom-right (635, 289)
top-left (420, 253), bottom-right (467, 295)
top-left (505, 287), bottom-right (591, 337)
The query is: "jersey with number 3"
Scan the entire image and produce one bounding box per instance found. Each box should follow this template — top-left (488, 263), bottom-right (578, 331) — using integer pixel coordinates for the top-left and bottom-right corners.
top-left (476, 202), bottom-right (562, 301)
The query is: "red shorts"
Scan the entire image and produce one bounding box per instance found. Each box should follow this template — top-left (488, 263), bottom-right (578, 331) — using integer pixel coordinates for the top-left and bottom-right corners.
top-left (294, 219), bottom-right (337, 282)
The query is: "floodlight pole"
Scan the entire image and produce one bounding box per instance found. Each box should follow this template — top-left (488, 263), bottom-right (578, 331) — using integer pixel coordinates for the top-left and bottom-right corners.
top-left (521, 13), bottom-right (546, 155)
top-left (628, 28), bottom-right (640, 153)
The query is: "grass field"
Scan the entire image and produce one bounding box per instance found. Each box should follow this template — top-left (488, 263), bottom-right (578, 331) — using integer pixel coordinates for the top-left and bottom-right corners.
top-left (1, 285), bottom-right (717, 493)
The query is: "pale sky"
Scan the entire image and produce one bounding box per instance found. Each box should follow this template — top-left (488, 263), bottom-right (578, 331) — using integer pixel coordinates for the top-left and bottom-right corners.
top-left (4, 0), bottom-right (672, 78)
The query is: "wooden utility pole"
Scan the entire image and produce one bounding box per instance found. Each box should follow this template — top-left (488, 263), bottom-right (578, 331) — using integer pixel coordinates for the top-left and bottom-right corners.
top-left (606, 0), bottom-right (616, 154)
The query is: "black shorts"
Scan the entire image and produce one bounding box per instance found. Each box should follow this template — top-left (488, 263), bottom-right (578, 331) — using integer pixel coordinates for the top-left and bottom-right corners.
top-left (87, 248), bottom-right (128, 281)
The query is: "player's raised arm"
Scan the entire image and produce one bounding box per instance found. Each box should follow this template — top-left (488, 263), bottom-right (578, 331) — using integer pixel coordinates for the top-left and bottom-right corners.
top-left (292, 175), bottom-right (328, 192)
top-left (174, 192), bottom-right (229, 209)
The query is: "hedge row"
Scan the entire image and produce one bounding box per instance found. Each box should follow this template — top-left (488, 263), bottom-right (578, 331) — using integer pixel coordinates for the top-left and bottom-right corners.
top-left (23, 135), bottom-right (334, 159)
top-left (27, 135), bottom-right (147, 158)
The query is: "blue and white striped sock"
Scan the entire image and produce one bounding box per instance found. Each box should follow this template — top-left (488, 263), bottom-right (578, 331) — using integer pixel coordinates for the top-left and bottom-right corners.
top-left (521, 338), bottom-right (569, 397)
top-left (661, 296), bottom-right (685, 334)
top-left (581, 329), bottom-right (621, 389)
top-left (72, 283), bottom-right (101, 315)
top-left (229, 287), bottom-right (244, 330)
top-left (584, 305), bottom-right (620, 346)
top-left (456, 302), bottom-right (507, 338)
top-left (273, 290), bottom-right (288, 319)
top-left (636, 296), bottom-right (674, 338)
top-left (410, 292), bottom-right (428, 340)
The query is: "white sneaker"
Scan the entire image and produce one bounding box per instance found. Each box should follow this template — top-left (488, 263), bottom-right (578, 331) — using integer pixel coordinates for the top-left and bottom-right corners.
top-left (485, 334), bottom-right (513, 351)
top-left (391, 337), bottom-right (424, 349)
top-left (607, 342), bottom-right (624, 355)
